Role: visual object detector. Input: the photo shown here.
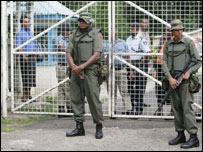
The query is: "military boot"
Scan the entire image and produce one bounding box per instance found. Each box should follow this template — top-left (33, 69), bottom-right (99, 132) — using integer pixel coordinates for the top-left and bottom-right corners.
top-left (168, 131), bottom-right (186, 145)
top-left (180, 134), bottom-right (199, 149)
top-left (66, 122), bottom-right (85, 137)
top-left (95, 124), bottom-right (103, 139)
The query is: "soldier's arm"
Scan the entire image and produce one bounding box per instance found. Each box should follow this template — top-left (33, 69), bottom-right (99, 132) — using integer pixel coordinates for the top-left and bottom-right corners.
top-left (71, 52), bottom-right (101, 79)
top-left (67, 53), bottom-right (77, 70)
top-left (72, 31), bottom-right (103, 74)
top-left (187, 41), bottom-right (202, 75)
top-left (66, 33), bottom-right (75, 70)
top-left (162, 43), bottom-right (172, 80)
top-left (162, 43), bottom-right (179, 88)
top-left (79, 52), bottom-right (101, 70)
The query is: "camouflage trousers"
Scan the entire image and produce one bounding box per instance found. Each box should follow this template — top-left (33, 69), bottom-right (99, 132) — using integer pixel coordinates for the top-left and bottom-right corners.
top-left (170, 79), bottom-right (198, 134)
top-left (56, 64), bottom-right (71, 109)
top-left (70, 69), bottom-right (104, 124)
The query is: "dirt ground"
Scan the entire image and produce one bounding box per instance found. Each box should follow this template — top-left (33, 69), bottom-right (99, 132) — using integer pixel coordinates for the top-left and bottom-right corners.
top-left (1, 114), bottom-right (202, 151)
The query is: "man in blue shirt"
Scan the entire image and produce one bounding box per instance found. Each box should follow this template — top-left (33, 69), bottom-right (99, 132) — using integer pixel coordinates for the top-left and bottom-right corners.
top-left (103, 27), bottom-right (133, 114)
top-left (54, 23), bottom-right (72, 117)
top-left (16, 16), bottom-right (36, 102)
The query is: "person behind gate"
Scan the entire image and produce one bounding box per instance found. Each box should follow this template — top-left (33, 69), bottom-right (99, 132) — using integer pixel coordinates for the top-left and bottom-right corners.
top-left (54, 23), bottom-right (73, 118)
top-left (66, 12), bottom-right (104, 139)
top-left (16, 16), bottom-right (37, 102)
top-left (153, 26), bottom-right (173, 116)
top-left (103, 26), bottom-right (133, 115)
top-left (126, 22), bottom-right (151, 115)
top-left (162, 19), bottom-right (202, 149)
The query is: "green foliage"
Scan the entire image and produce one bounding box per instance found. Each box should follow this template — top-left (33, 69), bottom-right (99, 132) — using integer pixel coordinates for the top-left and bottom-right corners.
top-left (59, 1), bottom-right (202, 39)
top-left (1, 116), bottom-right (47, 132)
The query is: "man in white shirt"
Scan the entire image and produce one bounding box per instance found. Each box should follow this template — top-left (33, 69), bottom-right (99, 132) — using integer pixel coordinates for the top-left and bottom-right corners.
top-left (139, 18), bottom-right (151, 45)
top-left (126, 22), bottom-right (151, 115)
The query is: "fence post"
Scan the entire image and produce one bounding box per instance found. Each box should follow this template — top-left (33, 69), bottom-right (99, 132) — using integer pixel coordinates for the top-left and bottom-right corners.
top-left (1, 1), bottom-right (8, 118)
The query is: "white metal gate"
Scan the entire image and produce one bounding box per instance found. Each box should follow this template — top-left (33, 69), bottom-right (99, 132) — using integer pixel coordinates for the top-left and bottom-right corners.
top-left (8, 1), bottom-right (202, 119)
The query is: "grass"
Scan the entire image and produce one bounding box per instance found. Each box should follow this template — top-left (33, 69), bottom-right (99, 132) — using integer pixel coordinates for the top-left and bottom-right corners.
top-left (1, 115), bottom-right (47, 133)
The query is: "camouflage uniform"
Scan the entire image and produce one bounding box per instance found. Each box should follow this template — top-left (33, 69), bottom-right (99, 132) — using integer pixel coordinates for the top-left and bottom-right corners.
top-left (66, 12), bottom-right (104, 139)
top-left (162, 19), bottom-right (202, 148)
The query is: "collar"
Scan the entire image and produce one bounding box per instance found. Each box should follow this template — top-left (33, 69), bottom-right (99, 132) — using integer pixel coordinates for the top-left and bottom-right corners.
top-left (168, 36), bottom-right (185, 44)
top-left (21, 27), bottom-right (31, 32)
top-left (77, 26), bottom-right (93, 36)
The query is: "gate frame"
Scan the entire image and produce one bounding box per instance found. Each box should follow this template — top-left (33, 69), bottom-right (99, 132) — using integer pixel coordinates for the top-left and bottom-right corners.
top-left (110, 1), bottom-right (202, 119)
top-left (1, 1), bottom-right (8, 118)
top-left (9, 1), bottom-right (202, 119)
top-left (10, 1), bottom-right (98, 114)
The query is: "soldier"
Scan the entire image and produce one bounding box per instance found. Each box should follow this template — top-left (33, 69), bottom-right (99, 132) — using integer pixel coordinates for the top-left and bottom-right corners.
top-left (66, 12), bottom-right (104, 139)
top-left (162, 19), bottom-right (202, 149)
top-left (54, 23), bottom-right (72, 117)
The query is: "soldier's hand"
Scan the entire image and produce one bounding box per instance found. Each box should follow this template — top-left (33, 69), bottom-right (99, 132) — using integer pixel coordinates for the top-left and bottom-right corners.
top-left (169, 78), bottom-right (178, 89)
top-left (183, 72), bottom-right (190, 80)
top-left (72, 66), bottom-right (82, 74)
top-left (72, 65), bottom-right (84, 79)
top-left (79, 72), bottom-right (84, 80)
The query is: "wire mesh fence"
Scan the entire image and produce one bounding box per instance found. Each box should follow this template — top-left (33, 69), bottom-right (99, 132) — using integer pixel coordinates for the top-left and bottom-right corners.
top-left (7, 1), bottom-right (202, 119)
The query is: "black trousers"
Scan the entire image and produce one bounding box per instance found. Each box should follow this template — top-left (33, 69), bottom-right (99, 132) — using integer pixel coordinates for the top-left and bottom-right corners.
top-left (20, 55), bottom-right (36, 89)
top-left (127, 60), bottom-right (148, 112)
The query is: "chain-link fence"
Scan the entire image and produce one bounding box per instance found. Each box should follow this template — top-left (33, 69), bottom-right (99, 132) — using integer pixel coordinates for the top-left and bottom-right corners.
top-left (6, 1), bottom-right (202, 119)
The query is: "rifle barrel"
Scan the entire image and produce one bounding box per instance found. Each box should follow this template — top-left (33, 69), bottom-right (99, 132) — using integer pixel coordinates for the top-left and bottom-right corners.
top-left (153, 58), bottom-right (198, 115)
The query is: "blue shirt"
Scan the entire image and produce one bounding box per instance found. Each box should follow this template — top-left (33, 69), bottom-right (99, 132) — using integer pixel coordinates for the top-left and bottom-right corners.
top-left (16, 28), bottom-right (36, 56)
top-left (103, 39), bottom-right (129, 67)
top-left (54, 34), bottom-right (69, 64)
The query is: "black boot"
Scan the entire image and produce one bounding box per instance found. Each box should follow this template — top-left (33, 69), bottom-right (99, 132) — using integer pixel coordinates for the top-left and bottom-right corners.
top-left (168, 131), bottom-right (186, 145)
top-left (180, 134), bottom-right (199, 149)
top-left (95, 124), bottom-right (103, 139)
top-left (66, 122), bottom-right (85, 137)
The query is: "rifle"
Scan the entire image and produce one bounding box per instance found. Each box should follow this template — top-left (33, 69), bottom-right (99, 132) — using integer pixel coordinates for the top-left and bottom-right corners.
top-left (153, 58), bottom-right (198, 115)
top-left (76, 45), bottom-right (85, 102)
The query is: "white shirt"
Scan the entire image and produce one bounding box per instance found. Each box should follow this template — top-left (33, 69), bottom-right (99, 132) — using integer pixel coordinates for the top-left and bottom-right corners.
top-left (138, 30), bottom-right (151, 45)
top-left (126, 33), bottom-right (150, 61)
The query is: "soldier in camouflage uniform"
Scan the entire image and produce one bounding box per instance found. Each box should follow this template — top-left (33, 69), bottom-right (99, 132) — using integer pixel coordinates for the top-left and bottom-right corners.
top-left (66, 12), bottom-right (104, 139)
top-left (162, 19), bottom-right (202, 149)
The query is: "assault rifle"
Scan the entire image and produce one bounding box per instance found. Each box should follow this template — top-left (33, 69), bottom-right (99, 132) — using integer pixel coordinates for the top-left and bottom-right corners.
top-left (76, 45), bottom-right (85, 102)
top-left (153, 58), bottom-right (198, 115)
